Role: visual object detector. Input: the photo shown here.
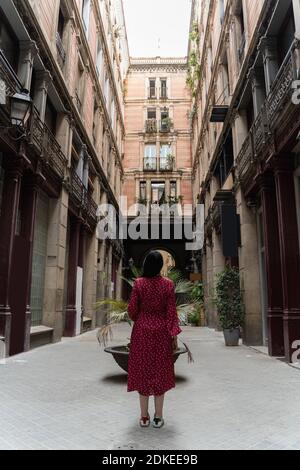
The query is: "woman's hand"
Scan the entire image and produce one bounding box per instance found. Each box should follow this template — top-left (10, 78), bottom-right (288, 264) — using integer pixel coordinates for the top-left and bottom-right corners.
top-left (172, 336), bottom-right (178, 352)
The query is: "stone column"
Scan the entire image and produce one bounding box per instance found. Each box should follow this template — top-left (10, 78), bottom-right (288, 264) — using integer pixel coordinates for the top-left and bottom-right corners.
top-left (43, 188), bottom-right (69, 342)
top-left (249, 67), bottom-right (266, 118)
top-left (83, 231), bottom-right (98, 327)
top-left (34, 71), bottom-right (52, 122)
top-left (260, 173), bottom-right (284, 357)
top-left (274, 157), bottom-right (300, 362)
top-left (0, 160), bottom-right (23, 356)
top-left (212, 230), bottom-right (224, 330)
top-left (292, 0), bottom-right (300, 40)
top-left (64, 218), bottom-right (81, 337)
top-left (237, 188), bottom-right (263, 345)
top-left (233, 110), bottom-right (249, 158)
top-left (259, 36), bottom-right (279, 94)
top-left (9, 174), bottom-right (39, 355)
top-left (17, 41), bottom-right (38, 91)
top-left (205, 242), bottom-right (214, 328)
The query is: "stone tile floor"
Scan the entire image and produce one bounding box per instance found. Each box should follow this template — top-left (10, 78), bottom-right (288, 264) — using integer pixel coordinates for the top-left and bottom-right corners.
top-left (0, 325), bottom-right (300, 450)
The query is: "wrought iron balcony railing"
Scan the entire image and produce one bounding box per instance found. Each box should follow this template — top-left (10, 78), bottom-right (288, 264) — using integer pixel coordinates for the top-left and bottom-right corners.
top-left (159, 156), bottom-right (174, 171)
top-left (56, 32), bottom-right (66, 69)
top-left (144, 157), bottom-right (157, 171)
top-left (265, 45), bottom-right (297, 125)
top-left (30, 108), bottom-right (67, 179)
top-left (0, 49), bottom-right (23, 123)
top-left (69, 168), bottom-right (98, 226)
top-left (145, 119), bottom-right (157, 133)
top-left (160, 119), bottom-right (173, 133)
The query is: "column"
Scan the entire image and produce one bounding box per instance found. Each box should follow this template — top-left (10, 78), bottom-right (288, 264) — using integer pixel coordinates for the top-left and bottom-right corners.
top-left (292, 0), bottom-right (300, 40)
top-left (34, 71), bottom-right (52, 122)
top-left (64, 218), bottom-right (81, 337)
top-left (9, 174), bottom-right (39, 355)
top-left (232, 110), bottom-right (249, 158)
top-left (260, 173), bottom-right (284, 357)
top-left (212, 230), bottom-right (225, 330)
top-left (237, 188), bottom-right (263, 345)
top-left (17, 40), bottom-right (38, 91)
top-left (43, 188), bottom-right (69, 342)
top-left (274, 157), bottom-right (300, 362)
top-left (259, 36), bottom-right (279, 94)
top-left (0, 160), bottom-right (23, 356)
top-left (83, 232), bottom-right (98, 327)
top-left (249, 67), bottom-right (266, 118)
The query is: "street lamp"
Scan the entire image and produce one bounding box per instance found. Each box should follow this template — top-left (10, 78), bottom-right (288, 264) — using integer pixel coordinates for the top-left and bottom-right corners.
top-left (10, 90), bottom-right (32, 128)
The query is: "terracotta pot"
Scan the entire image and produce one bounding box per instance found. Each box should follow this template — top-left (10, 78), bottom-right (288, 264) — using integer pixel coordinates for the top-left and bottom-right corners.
top-left (104, 345), bottom-right (188, 373)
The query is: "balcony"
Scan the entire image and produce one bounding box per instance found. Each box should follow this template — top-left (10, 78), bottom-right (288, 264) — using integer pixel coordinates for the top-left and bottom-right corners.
top-left (69, 168), bottom-right (98, 227)
top-left (74, 90), bottom-right (82, 113)
top-left (235, 133), bottom-right (254, 186)
top-left (144, 157), bottom-right (157, 171)
top-left (30, 108), bottom-right (67, 180)
top-left (160, 118), bottom-right (173, 133)
top-left (265, 46), bottom-right (297, 126)
top-left (0, 50), bottom-right (23, 125)
top-left (56, 32), bottom-right (66, 69)
top-left (145, 119), bottom-right (157, 133)
top-left (160, 155), bottom-right (174, 172)
top-left (160, 89), bottom-right (168, 100)
top-left (148, 87), bottom-right (157, 100)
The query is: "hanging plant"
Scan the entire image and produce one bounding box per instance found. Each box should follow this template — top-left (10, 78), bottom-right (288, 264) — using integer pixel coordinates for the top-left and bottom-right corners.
top-left (189, 51), bottom-right (198, 68)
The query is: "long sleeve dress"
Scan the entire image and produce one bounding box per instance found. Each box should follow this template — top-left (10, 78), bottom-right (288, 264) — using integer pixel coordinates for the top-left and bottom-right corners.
top-left (127, 276), bottom-right (182, 397)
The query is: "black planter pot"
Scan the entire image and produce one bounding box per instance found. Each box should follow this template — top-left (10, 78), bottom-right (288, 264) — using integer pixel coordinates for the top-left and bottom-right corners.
top-left (104, 345), bottom-right (188, 373)
top-left (223, 328), bottom-right (240, 346)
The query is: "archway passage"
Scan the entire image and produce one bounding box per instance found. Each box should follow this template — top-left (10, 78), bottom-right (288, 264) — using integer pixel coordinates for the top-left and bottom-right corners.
top-left (124, 238), bottom-right (191, 275)
top-left (139, 248), bottom-right (176, 277)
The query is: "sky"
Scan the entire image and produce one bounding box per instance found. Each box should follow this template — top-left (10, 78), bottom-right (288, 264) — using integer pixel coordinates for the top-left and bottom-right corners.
top-left (122, 0), bottom-right (192, 58)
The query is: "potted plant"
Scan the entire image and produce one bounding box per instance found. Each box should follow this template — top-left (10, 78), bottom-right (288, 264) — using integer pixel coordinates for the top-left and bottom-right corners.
top-left (215, 267), bottom-right (244, 346)
top-left (95, 269), bottom-right (195, 372)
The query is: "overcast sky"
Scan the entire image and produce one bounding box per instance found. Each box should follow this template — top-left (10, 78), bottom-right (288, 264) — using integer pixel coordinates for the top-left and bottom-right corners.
top-left (122, 0), bottom-right (192, 58)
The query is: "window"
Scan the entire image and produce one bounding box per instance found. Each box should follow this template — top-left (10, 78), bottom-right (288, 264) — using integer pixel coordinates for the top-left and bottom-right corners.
top-left (147, 108), bottom-right (156, 120)
top-left (160, 144), bottom-right (173, 171)
top-left (149, 79), bottom-right (156, 99)
top-left (44, 98), bottom-right (57, 135)
top-left (82, 0), bottom-right (90, 34)
top-left (144, 144), bottom-right (157, 171)
top-left (277, 5), bottom-right (295, 66)
top-left (56, 7), bottom-right (66, 67)
top-left (0, 9), bottom-right (19, 71)
top-left (219, 0), bottom-right (225, 25)
top-left (104, 73), bottom-right (110, 104)
top-left (160, 79), bottom-right (167, 99)
top-left (234, 0), bottom-right (246, 63)
top-left (151, 182), bottom-right (166, 204)
top-left (170, 181), bottom-right (177, 199)
top-left (75, 57), bottom-right (85, 112)
top-left (96, 38), bottom-right (104, 77)
top-left (139, 181), bottom-right (147, 200)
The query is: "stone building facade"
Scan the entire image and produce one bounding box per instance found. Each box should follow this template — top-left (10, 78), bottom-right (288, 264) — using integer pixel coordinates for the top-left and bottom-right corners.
top-left (189, 0), bottom-right (300, 360)
top-left (123, 57), bottom-right (193, 215)
top-left (0, 0), bottom-right (129, 356)
top-left (121, 57), bottom-right (194, 271)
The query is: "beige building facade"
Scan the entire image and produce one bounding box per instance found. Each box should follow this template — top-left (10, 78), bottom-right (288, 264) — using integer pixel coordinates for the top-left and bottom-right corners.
top-left (0, 0), bottom-right (129, 355)
top-left (190, 0), bottom-right (300, 359)
top-left (123, 57), bottom-right (193, 217)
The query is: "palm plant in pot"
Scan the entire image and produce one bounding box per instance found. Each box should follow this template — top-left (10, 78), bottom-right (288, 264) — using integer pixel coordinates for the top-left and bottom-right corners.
top-left (95, 268), bottom-right (195, 372)
top-left (215, 267), bottom-right (244, 347)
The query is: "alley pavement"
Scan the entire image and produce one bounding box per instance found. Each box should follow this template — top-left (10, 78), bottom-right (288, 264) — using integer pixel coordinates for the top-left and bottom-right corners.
top-left (0, 325), bottom-right (300, 450)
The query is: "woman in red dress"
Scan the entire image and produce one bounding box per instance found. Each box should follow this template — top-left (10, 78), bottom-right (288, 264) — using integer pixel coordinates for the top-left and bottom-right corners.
top-left (127, 251), bottom-right (182, 429)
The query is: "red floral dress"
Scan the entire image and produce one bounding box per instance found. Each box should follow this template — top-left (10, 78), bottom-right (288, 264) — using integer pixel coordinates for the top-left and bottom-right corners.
top-left (127, 276), bottom-right (182, 396)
